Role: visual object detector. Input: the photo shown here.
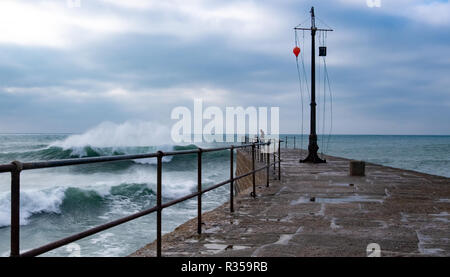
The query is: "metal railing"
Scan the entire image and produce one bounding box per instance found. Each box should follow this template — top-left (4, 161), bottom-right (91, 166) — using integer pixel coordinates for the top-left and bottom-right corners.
top-left (248, 138), bottom-right (281, 183)
top-left (0, 140), bottom-right (282, 257)
top-left (283, 135), bottom-right (300, 149)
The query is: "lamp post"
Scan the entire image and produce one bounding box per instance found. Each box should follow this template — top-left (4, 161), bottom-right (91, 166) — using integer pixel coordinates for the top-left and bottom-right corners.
top-left (295, 7), bottom-right (333, 164)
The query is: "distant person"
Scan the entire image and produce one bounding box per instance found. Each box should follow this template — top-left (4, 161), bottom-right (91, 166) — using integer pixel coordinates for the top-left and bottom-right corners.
top-left (260, 129), bottom-right (266, 153)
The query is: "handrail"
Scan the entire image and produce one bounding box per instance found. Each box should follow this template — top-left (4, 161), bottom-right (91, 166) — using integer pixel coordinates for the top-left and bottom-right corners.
top-left (0, 143), bottom-right (263, 173)
top-left (0, 140), bottom-right (282, 257)
top-left (283, 135), bottom-right (303, 149)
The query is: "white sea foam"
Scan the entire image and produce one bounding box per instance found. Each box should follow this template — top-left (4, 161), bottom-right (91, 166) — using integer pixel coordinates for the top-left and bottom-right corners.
top-left (47, 120), bottom-right (178, 162)
top-left (51, 121), bottom-right (172, 149)
top-left (0, 187), bottom-right (65, 227)
top-left (0, 164), bottom-right (199, 227)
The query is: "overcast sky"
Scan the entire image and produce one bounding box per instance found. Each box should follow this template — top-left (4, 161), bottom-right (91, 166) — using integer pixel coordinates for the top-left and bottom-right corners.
top-left (0, 0), bottom-right (449, 134)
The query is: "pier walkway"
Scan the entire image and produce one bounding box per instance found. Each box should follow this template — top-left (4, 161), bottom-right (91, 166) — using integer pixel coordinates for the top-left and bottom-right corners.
top-left (132, 149), bottom-right (450, 257)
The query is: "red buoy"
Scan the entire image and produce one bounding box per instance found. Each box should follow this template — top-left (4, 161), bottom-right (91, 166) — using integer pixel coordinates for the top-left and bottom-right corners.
top-left (293, 46), bottom-right (301, 57)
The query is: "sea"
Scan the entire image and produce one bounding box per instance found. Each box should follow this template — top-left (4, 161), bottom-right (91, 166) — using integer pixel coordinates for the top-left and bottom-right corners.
top-left (0, 122), bottom-right (448, 257)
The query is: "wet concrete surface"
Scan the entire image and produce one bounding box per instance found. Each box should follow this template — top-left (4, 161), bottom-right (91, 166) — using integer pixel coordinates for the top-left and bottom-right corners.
top-left (131, 149), bottom-right (450, 257)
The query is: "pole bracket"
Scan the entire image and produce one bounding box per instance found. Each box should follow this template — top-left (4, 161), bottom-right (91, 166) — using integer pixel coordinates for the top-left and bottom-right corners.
top-left (11, 161), bottom-right (23, 173)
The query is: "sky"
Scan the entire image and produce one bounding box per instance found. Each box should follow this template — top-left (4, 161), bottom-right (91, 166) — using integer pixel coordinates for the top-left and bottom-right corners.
top-left (0, 0), bottom-right (449, 135)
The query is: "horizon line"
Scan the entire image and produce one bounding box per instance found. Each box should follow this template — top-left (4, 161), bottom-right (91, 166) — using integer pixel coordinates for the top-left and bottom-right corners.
top-left (0, 133), bottom-right (449, 136)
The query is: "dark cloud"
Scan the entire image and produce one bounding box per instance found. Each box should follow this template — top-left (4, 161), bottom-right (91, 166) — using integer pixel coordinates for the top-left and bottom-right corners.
top-left (0, 0), bottom-right (448, 134)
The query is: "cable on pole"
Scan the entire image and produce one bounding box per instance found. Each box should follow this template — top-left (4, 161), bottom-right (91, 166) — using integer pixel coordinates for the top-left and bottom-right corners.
top-left (295, 30), bottom-right (305, 151)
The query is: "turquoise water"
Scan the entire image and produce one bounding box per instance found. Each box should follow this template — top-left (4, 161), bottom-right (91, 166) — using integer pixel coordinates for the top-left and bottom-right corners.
top-left (282, 135), bottom-right (450, 178)
top-left (0, 133), bottom-right (448, 257)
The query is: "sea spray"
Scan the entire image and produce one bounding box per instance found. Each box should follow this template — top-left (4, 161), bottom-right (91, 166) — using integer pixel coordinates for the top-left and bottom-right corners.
top-left (49, 121), bottom-right (178, 162)
top-left (51, 121), bottom-right (173, 149)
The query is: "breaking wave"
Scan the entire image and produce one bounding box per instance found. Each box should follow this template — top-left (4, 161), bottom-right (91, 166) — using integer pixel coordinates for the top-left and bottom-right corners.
top-left (0, 183), bottom-right (162, 228)
top-left (51, 121), bottom-right (172, 149)
top-left (0, 121), bottom-right (198, 164)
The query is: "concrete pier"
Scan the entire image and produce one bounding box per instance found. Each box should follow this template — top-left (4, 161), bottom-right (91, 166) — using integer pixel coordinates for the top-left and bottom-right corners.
top-left (131, 148), bottom-right (450, 257)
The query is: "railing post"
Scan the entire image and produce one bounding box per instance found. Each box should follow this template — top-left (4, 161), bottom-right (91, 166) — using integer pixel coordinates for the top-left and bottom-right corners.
top-left (257, 141), bottom-right (260, 162)
top-left (285, 136), bottom-right (287, 148)
top-left (266, 144), bottom-right (270, 187)
top-left (156, 151), bottom-right (163, 257)
top-left (230, 146), bottom-right (234, 213)
top-left (294, 136), bottom-right (296, 149)
top-left (10, 161), bottom-right (22, 257)
top-left (197, 148), bottom-right (202, 234)
top-left (273, 140), bottom-right (276, 172)
top-left (256, 144), bottom-right (259, 162)
top-left (251, 143), bottom-right (256, 198)
top-left (263, 141), bottom-right (267, 163)
top-left (259, 142), bottom-right (262, 162)
top-left (278, 140), bottom-right (281, 180)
